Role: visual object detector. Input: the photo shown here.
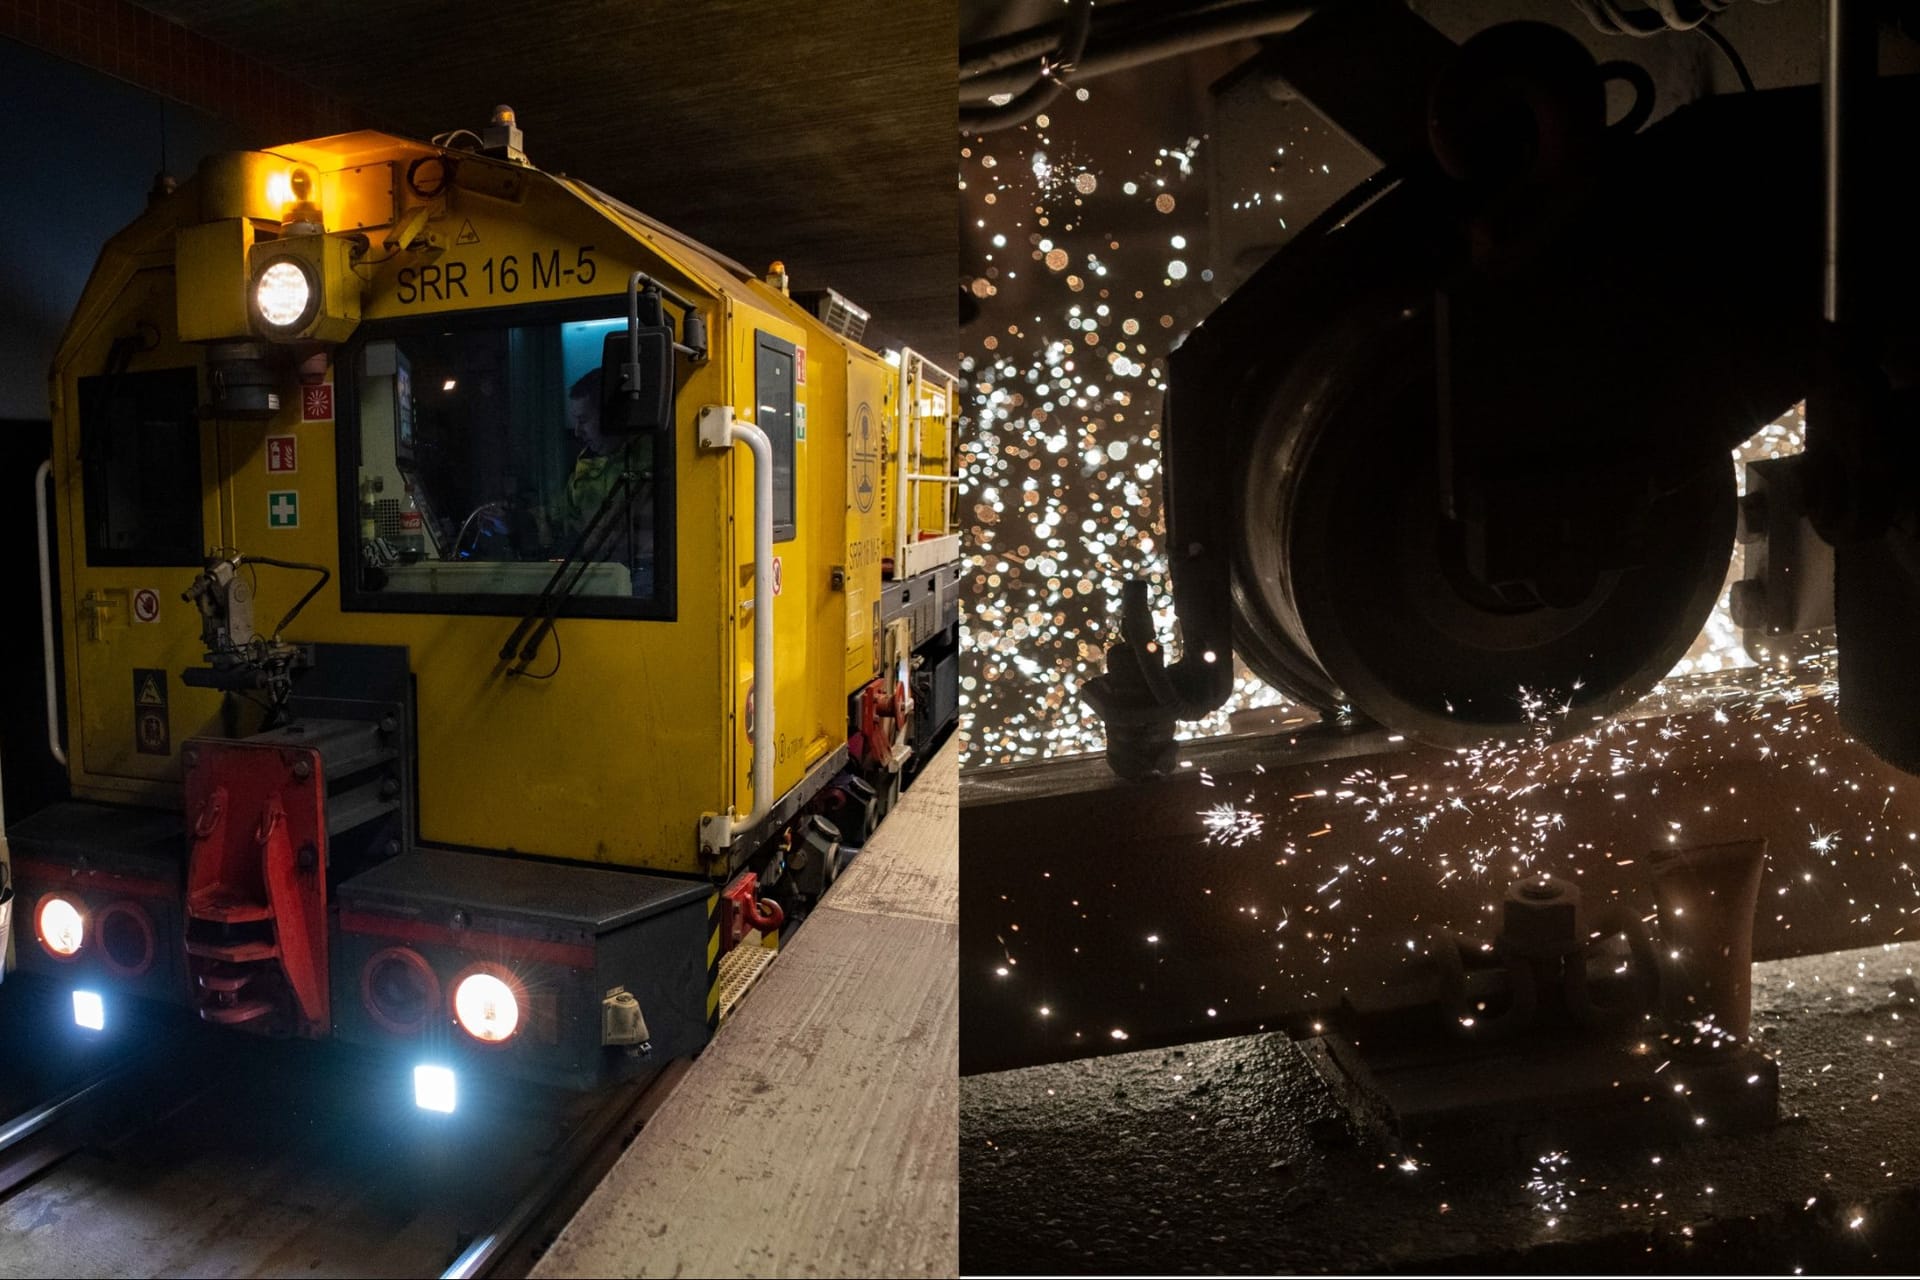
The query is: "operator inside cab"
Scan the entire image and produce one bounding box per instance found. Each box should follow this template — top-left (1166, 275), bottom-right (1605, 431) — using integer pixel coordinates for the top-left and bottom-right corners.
top-left (564, 367), bottom-right (656, 598)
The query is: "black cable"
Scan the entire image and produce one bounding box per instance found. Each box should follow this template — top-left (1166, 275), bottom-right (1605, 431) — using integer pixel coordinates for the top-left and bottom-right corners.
top-left (508, 619), bottom-right (562, 681)
top-left (1695, 21), bottom-right (1757, 92)
top-left (239, 556), bottom-right (331, 639)
top-left (959, 0), bottom-right (1096, 134)
top-left (1597, 59), bottom-right (1658, 133)
top-left (520, 521), bottom-right (618, 662)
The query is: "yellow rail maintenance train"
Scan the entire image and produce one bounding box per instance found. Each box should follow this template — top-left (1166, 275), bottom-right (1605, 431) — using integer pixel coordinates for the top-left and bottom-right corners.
top-left (2, 108), bottom-right (960, 1108)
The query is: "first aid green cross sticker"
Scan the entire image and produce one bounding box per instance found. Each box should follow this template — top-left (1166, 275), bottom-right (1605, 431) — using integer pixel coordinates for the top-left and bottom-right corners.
top-left (268, 490), bottom-right (299, 528)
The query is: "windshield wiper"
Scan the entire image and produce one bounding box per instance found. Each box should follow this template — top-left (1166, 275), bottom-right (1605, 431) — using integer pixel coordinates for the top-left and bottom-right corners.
top-left (498, 467), bottom-right (634, 667)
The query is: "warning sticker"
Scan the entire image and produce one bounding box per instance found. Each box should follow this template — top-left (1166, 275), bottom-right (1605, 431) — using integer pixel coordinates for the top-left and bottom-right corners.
top-left (301, 385), bottom-right (334, 421)
top-left (133, 668), bottom-right (169, 755)
top-left (456, 219), bottom-right (481, 245)
top-left (772, 555), bottom-right (784, 597)
top-left (795, 346), bottom-right (807, 386)
top-left (267, 435), bottom-right (298, 473)
top-left (852, 402), bottom-right (878, 514)
top-left (132, 588), bottom-right (160, 624)
top-left (269, 490), bottom-right (300, 529)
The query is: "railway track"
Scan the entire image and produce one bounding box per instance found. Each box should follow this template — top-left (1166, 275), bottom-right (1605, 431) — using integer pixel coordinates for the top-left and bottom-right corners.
top-left (0, 1065), bottom-right (138, 1201)
top-left (0, 987), bottom-right (692, 1279)
top-left (441, 1059), bottom-right (690, 1279)
top-left (0, 994), bottom-right (226, 1209)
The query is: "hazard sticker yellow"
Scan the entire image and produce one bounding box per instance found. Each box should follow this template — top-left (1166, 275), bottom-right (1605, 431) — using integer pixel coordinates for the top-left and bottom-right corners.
top-left (133, 668), bottom-right (169, 755)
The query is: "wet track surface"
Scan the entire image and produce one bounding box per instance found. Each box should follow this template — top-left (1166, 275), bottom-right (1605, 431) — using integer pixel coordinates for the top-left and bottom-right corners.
top-left (960, 941), bottom-right (1920, 1274)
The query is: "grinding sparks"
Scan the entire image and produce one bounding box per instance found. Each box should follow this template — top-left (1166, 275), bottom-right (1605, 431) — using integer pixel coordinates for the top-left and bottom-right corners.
top-left (963, 96), bottom-right (1920, 1131)
top-left (1526, 1151), bottom-right (1574, 1227)
top-left (1200, 803), bottom-right (1266, 847)
top-left (962, 88), bottom-right (1813, 769)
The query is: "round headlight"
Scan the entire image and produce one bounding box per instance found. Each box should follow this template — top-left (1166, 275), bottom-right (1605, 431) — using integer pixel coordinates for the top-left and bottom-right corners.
top-left (96, 901), bottom-right (157, 977)
top-left (362, 947), bottom-right (440, 1037)
top-left (35, 894), bottom-right (86, 959)
top-left (253, 258), bottom-right (316, 331)
top-left (452, 968), bottom-right (523, 1044)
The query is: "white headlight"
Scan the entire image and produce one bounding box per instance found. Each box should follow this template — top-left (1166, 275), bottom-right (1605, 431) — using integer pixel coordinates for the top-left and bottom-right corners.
top-left (453, 971), bottom-right (522, 1043)
top-left (254, 259), bottom-right (313, 329)
top-left (414, 1064), bottom-right (457, 1112)
top-left (73, 990), bottom-right (105, 1031)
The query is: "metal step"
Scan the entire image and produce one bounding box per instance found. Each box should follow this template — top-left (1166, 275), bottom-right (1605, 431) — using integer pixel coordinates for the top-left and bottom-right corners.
top-left (716, 935), bottom-right (778, 1021)
top-left (185, 939), bottom-right (278, 963)
top-left (188, 892), bottom-right (273, 923)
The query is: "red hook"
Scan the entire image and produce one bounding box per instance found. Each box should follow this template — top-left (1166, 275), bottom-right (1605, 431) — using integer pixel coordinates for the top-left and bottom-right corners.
top-left (746, 894), bottom-right (785, 932)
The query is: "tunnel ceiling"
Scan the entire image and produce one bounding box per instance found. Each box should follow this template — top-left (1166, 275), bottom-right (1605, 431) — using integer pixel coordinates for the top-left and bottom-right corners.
top-left (131, 0), bottom-right (957, 356)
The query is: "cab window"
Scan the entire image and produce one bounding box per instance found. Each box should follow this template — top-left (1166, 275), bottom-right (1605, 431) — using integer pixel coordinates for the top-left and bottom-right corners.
top-left (756, 332), bottom-right (798, 542)
top-left (337, 302), bottom-right (675, 619)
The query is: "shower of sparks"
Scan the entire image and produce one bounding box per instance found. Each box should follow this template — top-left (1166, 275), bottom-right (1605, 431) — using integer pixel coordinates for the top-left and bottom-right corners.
top-left (1527, 1151), bottom-right (1575, 1227)
top-left (975, 634), bottom-right (1911, 1046)
top-left (962, 103), bottom-right (1292, 766)
top-left (961, 97), bottom-right (1920, 1227)
top-left (960, 76), bottom-right (1814, 768)
top-left (1200, 803), bottom-right (1266, 847)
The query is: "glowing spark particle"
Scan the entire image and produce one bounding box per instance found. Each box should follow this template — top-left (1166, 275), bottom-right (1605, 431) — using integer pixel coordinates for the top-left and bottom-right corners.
top-left (1200, 804), bottom-right (1266, 847)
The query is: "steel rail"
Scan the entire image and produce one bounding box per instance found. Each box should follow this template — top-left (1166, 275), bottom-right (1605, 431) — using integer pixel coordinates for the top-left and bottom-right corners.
top-left (0, 1063), bottom-right (137, 1199)
top-left (440, 1060), bottom-right (690, 1280)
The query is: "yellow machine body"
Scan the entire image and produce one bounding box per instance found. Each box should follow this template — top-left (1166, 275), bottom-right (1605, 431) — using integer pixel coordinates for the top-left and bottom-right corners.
top-left (47, 130), bottom-right (927, 878)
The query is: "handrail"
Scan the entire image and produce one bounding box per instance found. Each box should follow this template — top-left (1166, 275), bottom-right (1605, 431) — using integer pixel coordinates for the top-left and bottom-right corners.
top-left (894, 351), bottom-right (962, 556)
top-left (697, 405), bottom-right (775, 854)
top-left (35, 461), bottom-right (65, 767)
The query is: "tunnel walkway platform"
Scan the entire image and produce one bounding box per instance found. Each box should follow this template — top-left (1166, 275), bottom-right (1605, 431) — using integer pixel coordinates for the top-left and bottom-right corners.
top-left (533, 738), bottom-right (959, 1279)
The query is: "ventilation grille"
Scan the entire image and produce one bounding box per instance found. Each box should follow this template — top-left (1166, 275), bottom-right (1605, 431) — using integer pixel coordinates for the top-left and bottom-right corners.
top-left (800, 288), bottom-right (870, 343)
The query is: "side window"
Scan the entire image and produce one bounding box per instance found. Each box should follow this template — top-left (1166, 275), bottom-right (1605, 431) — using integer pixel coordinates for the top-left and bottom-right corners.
top-left (756, 332), bottom-right (797, 542)
top-left (78, 366), bottom-right (203, 566)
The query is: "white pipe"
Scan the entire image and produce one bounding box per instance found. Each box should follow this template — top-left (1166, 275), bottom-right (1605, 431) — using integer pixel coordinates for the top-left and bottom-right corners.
top-left (35, 461), bottom-right (66, 767)
top-left (733, 415), bottom-right (775, 836)
top-left (697, 405), bottom-right (775, 844)
top-left (895, 354), bottom-right (914, 571)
